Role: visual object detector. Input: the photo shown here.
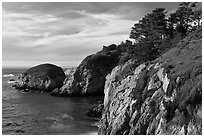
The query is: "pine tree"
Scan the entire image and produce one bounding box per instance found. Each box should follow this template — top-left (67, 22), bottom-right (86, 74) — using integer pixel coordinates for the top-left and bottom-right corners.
top-left (130, 8), bottom-right (167, 43)
top-left (168, 2), bottom-right (194, 37)
top-left (190, 2), bottom-right (202, 28)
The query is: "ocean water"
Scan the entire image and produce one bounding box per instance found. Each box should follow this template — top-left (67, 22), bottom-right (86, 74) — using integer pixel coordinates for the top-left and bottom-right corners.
top-left (2, 68), bottom-right (103, 135)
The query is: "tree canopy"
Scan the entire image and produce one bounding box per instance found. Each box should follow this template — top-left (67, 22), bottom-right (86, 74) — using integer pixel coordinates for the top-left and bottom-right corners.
top-left (130, 2), bottom-right (201, 42)
top-left (130, 8), bottom-right (167, 43)
top-left (127, 2), bottom-right (202, 62)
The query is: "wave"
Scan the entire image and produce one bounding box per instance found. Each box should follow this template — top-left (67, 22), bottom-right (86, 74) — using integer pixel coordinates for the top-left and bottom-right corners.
top-left (7, 80), bottom-right (16, 84)
top-left (91, 122), bottom-right (100, 127)
top-left (3, 74), bottom-right (14, 78)
top-left (83, 131), bottom-right (98, 135)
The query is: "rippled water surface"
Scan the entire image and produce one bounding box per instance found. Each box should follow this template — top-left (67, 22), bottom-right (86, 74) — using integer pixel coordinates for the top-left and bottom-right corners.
top-left (2, 68), bottom-right (102, 135)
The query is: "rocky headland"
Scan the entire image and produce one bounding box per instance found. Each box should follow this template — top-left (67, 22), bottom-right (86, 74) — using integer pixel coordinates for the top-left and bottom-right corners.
top-left (12, 2), bottom-right (202, 135)
top-left (51, 43), bottom-right (137, 96)
top-left (98, 28), bottom-right (202, 135)
top-left (13, 28), bottom-right (202, 135)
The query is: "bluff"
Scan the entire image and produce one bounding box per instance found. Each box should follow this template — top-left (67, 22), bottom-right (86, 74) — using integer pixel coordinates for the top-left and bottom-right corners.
top-left (98, 28), bottom-right (202, 135)
top-left (51, 44), bottom-right (124, 96)
top-left (14, 63), bottom-right (66, 92)
top-left (51, 40), bottom-right (149, 96)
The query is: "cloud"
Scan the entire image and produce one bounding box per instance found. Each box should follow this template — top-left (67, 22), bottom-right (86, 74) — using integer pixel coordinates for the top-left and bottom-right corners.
top-left (2, 2), bottom-right (179, 67)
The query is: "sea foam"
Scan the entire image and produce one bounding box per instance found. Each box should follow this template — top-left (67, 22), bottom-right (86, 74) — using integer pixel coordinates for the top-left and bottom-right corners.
top-left (3, 74), bottom-right (14, 78)
top-left (7, 80), bottom-right (16, 84)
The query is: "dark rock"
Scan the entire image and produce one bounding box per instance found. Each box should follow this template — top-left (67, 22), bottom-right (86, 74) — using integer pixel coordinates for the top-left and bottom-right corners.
top-left (59, 44), bottom-right (122, 96)
top-left (50, 88), bottom-right (68, 96)
top-left (12, 84), bottom-right (17, 88)
top-left (9, 79), bottom-right (15, 81)
top-left (50, 88), bottom-right (60, 96)
top-left (56, 40), bottom-right (147, 96)
top-left (102, 44), bottom-right (117, 51)
top-left (86, 103), bottom-right (104, 120)
top-left (14, 63), bottom-right (66, 92)
top-left (21, 89), bottom-right (29, 93)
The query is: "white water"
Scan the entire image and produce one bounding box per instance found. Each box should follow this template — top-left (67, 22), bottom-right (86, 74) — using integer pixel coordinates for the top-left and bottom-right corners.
top-left (3, 74), bottom-right (14, 78)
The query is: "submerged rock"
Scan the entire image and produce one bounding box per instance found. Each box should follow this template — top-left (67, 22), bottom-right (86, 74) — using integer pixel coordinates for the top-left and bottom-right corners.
top-left (21, 89), bottom-right (30, 93)
top-left (99, 29), bottom-right (202, 135)
top-left (14, 63), bottom-right (66, 92)
top-left (9, 79), bottom-right (15, 82)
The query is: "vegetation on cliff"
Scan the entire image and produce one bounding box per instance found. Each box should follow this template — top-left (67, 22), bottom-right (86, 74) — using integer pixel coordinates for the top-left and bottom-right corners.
top-left (129, 2), bottom-right (201, 56)
top-left (99, 26), bottom-right (202, 135)
top-left (83, 2), bottom-right (202, 135)
top-left (54, 2), bottom-right (201, 98)
top-left (11, 2), bottom-right (202, 135)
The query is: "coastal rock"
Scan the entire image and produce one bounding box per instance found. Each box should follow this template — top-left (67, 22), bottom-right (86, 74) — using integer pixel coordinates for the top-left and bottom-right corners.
top-left (86, 102), bottom-right (104, 120)
top-left (98, 29), bottom-right (202, 135)
top-left (14, 63), bottom-right (66, 92)
top-left (57, 44), bottom-right (121, 96)
top-left (52, 40), bottom-right (144, 96)
top-left (64, 67), bottom-right (76, 76)
top-left (50, 68), bottom-right (76, 96)
top-left (50, 88), bottom-right (61, 96)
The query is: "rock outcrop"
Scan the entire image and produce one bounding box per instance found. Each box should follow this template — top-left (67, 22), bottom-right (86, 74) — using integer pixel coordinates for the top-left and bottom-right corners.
top-left (14, 63), bottom-right (66, 92)
top-left (51, 40), bottom-right (151, 96)
top-left (86, 102), bottom-right (104, 120)
top-left (52, 44), bottom-right (122, 96)
top-left (50, 67), bottom-right (76, 96)
top-left (98, 28), bottom-right (202, 135)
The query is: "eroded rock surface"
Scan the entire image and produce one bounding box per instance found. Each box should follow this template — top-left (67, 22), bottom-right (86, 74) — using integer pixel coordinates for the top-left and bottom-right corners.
top-left (50, 68), bottom-right (76, 96)
top-left (54, 44), bottom-right (122, 96)
top-left (14, 64), bottom-right (66, 92)
top-left (86, 102), bottom-right (104, 120)
top-left (99, 29), bottom-right (202, 135)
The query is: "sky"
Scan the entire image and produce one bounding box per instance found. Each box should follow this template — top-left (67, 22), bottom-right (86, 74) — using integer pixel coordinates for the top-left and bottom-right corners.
top-left (2, 2), bottom-right (180, 68)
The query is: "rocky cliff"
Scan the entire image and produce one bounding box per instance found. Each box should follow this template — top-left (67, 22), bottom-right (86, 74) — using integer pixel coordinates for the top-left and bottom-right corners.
top-left (52, 44), bottom-right (123, 96)
top-left (52, 40), bottom-right (148, 96)
top-left (98, 28), bottom-right (202, 135)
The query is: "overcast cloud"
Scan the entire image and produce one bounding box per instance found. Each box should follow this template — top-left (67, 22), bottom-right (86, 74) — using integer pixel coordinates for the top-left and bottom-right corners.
top-left (2, 2), bottom-right (179, 68)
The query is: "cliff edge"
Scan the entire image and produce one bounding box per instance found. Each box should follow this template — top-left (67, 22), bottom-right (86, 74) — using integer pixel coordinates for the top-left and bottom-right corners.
top-left (98, 28), bottom-right (202, 135)
top-left (52, 44), bottom-right (122, 96)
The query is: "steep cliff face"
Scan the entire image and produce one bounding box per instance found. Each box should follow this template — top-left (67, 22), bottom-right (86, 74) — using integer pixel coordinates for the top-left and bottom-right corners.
top-left (52, 40), bottom-right (156, 96)
top-left (99, 28), bottom-right (202, 135)
top-left (54, 44), bottom-right (122, 96)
